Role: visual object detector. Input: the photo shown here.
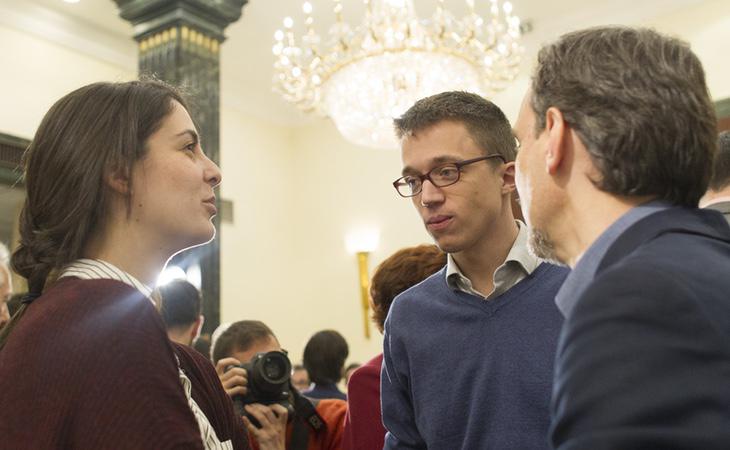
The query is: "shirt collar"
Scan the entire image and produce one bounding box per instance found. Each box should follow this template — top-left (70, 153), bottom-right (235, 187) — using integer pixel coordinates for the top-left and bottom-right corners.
top-left (702, 196), bottom-right (730, 209)
top-left (446, 220), bottom-right (540, 292)
top-left (59, 259), bottom-right (154, 301)
top-left (554, 200), bottom-right (671, 318)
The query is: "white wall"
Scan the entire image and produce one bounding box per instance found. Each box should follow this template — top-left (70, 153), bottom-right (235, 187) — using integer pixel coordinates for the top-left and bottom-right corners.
top-left (0, 24), bottom-right (134, 138)
top-left (643, 0), bottom-right (730, 101)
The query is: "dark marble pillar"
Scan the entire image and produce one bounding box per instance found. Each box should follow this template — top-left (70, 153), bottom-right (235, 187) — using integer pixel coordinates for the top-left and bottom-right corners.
top-left (114, 0), bottom-right (247, 334)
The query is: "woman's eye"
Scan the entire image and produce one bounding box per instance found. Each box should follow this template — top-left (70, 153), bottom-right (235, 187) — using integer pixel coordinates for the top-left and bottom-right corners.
top-left (184, 143), bottom-right (196, 152)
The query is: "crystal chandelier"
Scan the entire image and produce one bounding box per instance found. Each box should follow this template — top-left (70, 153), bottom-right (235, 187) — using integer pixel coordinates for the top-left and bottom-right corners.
top-left (273, 0), bottom-right (524, 149)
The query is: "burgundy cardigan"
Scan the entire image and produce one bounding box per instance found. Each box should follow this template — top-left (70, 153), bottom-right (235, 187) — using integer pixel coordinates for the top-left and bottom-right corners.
top-left (342, 353), bottom-right (385, 450)
top-left (0, 277), bottom-right (248, 449)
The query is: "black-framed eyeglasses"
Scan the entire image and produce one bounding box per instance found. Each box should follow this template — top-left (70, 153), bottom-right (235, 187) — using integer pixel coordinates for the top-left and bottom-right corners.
top-left (392, 154), bottom-right (506, 198)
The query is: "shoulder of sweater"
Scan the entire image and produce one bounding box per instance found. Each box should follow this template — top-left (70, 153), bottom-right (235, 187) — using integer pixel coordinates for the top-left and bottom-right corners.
top-left (44, 277), bottom-right (154, 315)
top-left (35, 278), bottom-right (160, 337)
top-left (391, 268), bottom-right (447, 304)
top-left (533, 262), bottom-right (570, 283)
top-left (173, 341), bottom-right (214, 372)
top-left (349, 359), bottom-right (381, 383)
top-left (30, 279), bottom-right (175, 374)
top-left (315, 398), bottom-right (348, 427)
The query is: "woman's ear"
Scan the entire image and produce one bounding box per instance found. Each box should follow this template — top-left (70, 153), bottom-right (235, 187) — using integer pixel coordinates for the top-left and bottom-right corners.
top-left (105, 166), bottom-right (131, 195)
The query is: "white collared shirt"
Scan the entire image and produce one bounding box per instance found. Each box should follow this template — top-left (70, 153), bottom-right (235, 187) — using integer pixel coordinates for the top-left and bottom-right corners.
top-left (446, 221), bottom-right (541, 299)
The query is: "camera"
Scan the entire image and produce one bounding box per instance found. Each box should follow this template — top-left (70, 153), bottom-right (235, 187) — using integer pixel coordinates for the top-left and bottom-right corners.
top-left (228, 351), bottom-right (292, 421)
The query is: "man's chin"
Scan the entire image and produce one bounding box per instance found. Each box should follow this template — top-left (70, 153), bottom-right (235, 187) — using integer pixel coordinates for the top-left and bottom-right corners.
top-left (430, 236), bottom-right (461, 254)
top-left (527, 228), bottom-right (566, 266)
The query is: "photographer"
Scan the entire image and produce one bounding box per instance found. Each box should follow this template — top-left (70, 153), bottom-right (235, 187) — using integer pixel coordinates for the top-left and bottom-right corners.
top-left (213, 320), bottom-right (345, 450)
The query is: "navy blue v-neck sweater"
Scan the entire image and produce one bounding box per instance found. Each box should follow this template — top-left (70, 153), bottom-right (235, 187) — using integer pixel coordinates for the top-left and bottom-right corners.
top-left (382, 263), bottom-right (568, 450)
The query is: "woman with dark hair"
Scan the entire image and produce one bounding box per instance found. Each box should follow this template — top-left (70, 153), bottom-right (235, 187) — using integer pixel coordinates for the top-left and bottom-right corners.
top-left (0, 80), bottom-right (247, 449)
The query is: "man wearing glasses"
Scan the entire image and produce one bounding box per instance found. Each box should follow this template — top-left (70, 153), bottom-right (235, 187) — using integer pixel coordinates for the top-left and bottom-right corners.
top-left (381, 91), bottom-right (568, 450)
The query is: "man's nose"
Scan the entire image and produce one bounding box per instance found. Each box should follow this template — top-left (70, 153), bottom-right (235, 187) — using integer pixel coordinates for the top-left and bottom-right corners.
top-left (419, 179), bottom-right (445, 207)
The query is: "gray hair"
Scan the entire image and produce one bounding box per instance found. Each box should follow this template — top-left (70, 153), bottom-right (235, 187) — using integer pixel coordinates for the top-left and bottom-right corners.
top-left (530, 26), bottom-right (717, 206)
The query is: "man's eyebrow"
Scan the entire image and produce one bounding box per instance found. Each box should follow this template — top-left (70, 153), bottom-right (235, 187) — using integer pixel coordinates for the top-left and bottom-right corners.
top-left (401, 155), bottom-right (461, 176)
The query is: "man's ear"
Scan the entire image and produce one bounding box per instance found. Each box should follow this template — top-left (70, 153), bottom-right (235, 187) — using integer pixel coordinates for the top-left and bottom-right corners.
top-left (501, 161), bottom-right (516, 195)
top-left (105, 166), bottom-right (131, 195)
top-left (192, 315), bottom-right (204, 341)
top-left (544, 107), bottom-right (567, 175)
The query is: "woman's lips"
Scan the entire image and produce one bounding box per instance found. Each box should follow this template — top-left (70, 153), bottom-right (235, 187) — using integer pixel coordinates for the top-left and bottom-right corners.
top-left (203, 198), bottom-right (217, 215)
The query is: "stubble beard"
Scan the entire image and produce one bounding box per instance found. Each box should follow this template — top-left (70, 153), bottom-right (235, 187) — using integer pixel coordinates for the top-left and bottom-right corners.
top-left (527, 227), bottom-right (566, 266)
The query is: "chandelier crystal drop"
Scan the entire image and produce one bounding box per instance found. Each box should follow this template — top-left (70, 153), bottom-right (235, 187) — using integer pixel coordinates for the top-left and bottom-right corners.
top-left (273, 0), bottom-right (524, 149)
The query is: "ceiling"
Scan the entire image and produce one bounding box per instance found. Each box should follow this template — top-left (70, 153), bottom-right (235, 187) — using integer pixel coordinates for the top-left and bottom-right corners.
top-left (1, 0), bottom-right (709, 126)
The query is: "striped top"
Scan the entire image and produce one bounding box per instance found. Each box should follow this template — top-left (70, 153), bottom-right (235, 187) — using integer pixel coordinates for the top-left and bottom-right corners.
top-left (59, 258), bottom-right (154, 299)
top-left (59, 259), bottom-right (232, 450)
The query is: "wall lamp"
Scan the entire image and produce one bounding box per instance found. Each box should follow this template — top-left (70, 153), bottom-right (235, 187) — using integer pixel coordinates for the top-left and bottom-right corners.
top-left (345, 228), bottom-right (380, 339)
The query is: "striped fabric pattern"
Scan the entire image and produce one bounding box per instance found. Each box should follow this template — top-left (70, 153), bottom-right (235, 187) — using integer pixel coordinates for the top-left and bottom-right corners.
top-left (178, 357), bottom-right (234, 450)
top-left (59, 259), bottom-right (154, 299)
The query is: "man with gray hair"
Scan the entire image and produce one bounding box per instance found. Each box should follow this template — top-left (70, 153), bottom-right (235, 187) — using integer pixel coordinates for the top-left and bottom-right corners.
top-left (700, 131), bottom-right (730, 223)
top-left (513, 26), bottom-right (730, 449)
top-left (0, 242), bottom-right (13, 328)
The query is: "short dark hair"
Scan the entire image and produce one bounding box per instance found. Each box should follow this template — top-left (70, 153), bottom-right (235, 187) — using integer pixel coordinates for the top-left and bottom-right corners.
top-left (709, 131), bottom-right (730, 192)
top-left (158, 280), bottom-right (202, 329)
top-left (371, 244), bottom-right (446, 333)
top-left (530, 26), bottom-right (717, 207)
top-left (303, 330), bottom-right (349, 385)
top-left (394, 91), bottom-right (516, 162)
top-left (212, 320), bottom-right (276, 364)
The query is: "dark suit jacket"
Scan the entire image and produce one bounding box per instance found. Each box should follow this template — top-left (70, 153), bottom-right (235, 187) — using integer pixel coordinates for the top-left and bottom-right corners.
top-left (551, 206), bottom-right (730, 450)
top-left (706, 200), bottom-right (730, 224)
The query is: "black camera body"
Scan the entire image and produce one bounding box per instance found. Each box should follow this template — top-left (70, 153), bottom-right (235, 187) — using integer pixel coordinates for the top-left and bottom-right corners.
top-left (229, 351), bottom-right (292, 421)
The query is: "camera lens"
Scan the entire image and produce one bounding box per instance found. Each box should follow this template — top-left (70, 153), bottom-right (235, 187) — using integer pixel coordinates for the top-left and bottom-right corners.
top-left (249, 351), bottom-right (292, 395)
top-left (263, 356), bottom-right (286, 380)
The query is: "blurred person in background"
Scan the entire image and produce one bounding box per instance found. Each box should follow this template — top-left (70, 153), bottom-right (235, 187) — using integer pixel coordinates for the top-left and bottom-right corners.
top-left (343, 244), bottom-right (446, 450)
top-left (302, 330), bottom-right (349, 401)
top-left (159, 279), bottom-right (204, 346)
top-left (291, 364), bottom-right (311, 393)
top-left (343, 362), bottom-right (360, 387)
top-left (213, 320), bottom-right (346, 450)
